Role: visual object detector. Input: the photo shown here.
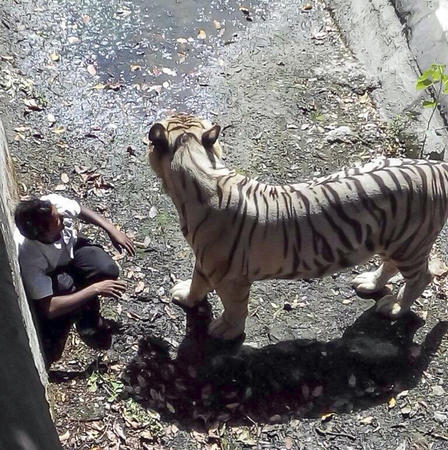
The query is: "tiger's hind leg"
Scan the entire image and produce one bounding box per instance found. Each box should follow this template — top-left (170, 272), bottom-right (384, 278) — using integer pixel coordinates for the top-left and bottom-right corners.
top-left (208, 280), bottom-right (250, 340)
top-left (376, 256), bottom-right (433, 319)
top-left (170, 264), bottom-right (211, 308)
top-left (352, 259), bottom-right (398, 295)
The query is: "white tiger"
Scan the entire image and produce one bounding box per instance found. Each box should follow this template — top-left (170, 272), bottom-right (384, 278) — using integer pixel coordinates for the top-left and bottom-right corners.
top-left (148, 113), bottom-right (448, 340)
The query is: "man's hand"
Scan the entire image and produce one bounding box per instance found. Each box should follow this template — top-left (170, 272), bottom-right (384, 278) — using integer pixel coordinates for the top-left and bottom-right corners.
top-left (79, 205), bottom-right (135, 256)
top-left (91, 279), bottom-right (127, 299)
top-left (108, 229), bottom-right (136, 256)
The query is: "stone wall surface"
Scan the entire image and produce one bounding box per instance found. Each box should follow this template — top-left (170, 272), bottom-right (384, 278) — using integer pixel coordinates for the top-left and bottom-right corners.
top-left (391, 0), bottom-right (448, 120)
top-left (327, 0), bottom-right (447, 159)
top-left (0, 119), bottom-right (61, 449)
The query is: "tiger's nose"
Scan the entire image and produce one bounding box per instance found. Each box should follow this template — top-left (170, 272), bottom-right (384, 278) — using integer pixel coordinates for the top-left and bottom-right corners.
top-left (180, 132), bottom-right (189, 144)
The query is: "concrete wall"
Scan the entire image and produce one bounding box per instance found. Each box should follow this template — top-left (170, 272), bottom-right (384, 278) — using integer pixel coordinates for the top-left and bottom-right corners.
top-left (0, 119), bottom-right (61, 449)
top-left (327, 0), bottom-right (447, 160)
top-left (391, 0), bottom-right (448, 119)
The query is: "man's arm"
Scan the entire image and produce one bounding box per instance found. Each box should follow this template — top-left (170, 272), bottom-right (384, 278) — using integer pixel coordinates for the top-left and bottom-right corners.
top-left (35, 279), bottom-right (127, 320)
top-left (79, 205), bottom-right (135, 255)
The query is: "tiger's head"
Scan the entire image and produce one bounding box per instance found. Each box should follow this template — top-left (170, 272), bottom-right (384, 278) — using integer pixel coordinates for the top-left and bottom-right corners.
top-left (148, 113), bottom-right (223, 192)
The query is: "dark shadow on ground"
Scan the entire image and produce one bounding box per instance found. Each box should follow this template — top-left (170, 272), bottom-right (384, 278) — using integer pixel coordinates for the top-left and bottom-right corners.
top-left (123, 301), bottom-right (448, 431)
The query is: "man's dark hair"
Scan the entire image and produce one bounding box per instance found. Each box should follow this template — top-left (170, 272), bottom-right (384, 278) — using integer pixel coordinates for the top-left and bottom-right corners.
top-left (15, 199), bottom-right (53, 240)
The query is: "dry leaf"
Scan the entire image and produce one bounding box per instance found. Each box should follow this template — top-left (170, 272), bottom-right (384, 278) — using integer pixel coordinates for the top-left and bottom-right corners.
top-left (213, 20), bottom-right (222, 30)
top-left (149, 206), bottom-right (158, 218)
top-left (47, 113), bottom-right (56, 124)
top-left (59, 430), bottom-right (70, 442)
top-left (61, 173), bottom-right (70, 183)
top-left (49, 52), bottom-right (60, 62)
top-left (130, 64), bottom-right (141, 72)
top-left (52, 126), bottom-right (66, 135)
top-left (429, 257), bottom-right (448, 277)
top-left (303, 4), bottom-right (313, 10)
top-left (162, 67), bottom-right (176, 76)
top-left (176, 37), bottom-right (188, 44)
top-left (360, 416), bottom-right (374, 425)
top-left (93, 83), bottom-right (106, 90)
top-left (197, 29), bottom-right (206, 40)
top-left (55, 184), bottom-right (67, 191)
top-left (87, 64), bottom-right (97, 76)
top-left (135, 281), bottom-right (145, 294)
top-left (24, 99), bottom-right (43, 111)
top-left (388, 397), bottom-right (396, 409)
top-left (239, 7), bottom-right (250, 15)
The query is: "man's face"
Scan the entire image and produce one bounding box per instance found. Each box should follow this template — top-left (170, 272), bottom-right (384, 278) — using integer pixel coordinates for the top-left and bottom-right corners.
top-left (37, 206), bottom-right (64, 243)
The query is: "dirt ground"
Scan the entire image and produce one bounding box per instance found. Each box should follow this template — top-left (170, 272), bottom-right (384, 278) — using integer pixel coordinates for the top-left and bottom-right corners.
top-left (1, 0), bottom-right (447, 449)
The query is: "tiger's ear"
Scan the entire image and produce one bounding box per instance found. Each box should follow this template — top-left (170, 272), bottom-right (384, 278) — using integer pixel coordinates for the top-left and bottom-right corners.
top-left (149, 123), bottom-right (168, 148)
top-left (202, 124), bottom-right (221, 148)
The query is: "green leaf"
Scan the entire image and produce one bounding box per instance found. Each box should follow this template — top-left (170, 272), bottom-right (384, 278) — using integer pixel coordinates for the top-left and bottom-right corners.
top-left (443, 79), bottom-right (448, 94)
top-left (416, 78), bottom-right (434, 90)
top-left (423, 100), bottom-right (436, 108)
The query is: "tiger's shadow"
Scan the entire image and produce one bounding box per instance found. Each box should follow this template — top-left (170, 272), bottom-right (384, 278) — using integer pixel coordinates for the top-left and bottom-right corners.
top-left (123, 301), bottom-right (447, 431)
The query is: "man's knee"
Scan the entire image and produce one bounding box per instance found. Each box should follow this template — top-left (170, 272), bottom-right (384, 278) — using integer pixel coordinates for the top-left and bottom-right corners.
top-left (96, 258), bottom-right (119, 280)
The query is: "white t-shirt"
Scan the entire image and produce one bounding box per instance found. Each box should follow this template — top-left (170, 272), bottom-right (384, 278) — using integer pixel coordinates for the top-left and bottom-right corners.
top-left (16, 194), bottom-right (81, 300)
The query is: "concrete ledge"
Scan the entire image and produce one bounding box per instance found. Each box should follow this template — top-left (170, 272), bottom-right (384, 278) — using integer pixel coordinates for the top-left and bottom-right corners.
top-left (391, 0), bottom-right (448, 118)
top-left (326, 0), bottom-right (447, 159)
top-left (0, 119), bottom-right (61, 449)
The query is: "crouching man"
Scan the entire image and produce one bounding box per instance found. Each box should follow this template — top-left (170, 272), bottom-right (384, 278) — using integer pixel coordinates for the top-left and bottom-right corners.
top-left (14, 194), bottom-right (135, 365)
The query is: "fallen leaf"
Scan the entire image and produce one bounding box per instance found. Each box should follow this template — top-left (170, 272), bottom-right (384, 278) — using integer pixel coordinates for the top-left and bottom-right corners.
top-left (303, 3), bottom-right (313, 10)
top-left (162, 67), bottom-right (176, 76)
top-left (197, 29), bottom-right (206, 40)
top-left (67, 36), bottom-right (80, 44)
top-left (135, 281), bottom-right (145, 294)
top-left (360, 416), bottom-right (374, 425)
top-left (47, 113), bottom-right (56, 124)
top-left (52, 126), bottom-right (66, 135)
top-left (429, 256), bottom-right (448, 277)
top-left (49, 52), bottom-right (60, 62)
top-left (61, 173), bottom-right (69, 183)
top-left (149, 206), bottom-right (158, 218)
top-left (213, 20), bottom-right (222, 30)
top-left (54, 184), bottom-right (67, 191)
top-left (24, 98), bottom-right (43, 111)
top-left (87, 64), bottom-right (97, 76)
top-left (59, 430), bottom-right (70, 442)
top-left (239, 7), bottom-right (250, 15)
top-left (388, 397), bottom-right (396, 409)
top-left (130, 64), bottom-right (141, 72)
top-left (176, 37), bottom-right (188, 44)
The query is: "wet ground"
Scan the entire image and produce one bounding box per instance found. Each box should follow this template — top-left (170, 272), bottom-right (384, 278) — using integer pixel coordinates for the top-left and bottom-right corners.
top-left (1, 0), bottom-right (448, 449)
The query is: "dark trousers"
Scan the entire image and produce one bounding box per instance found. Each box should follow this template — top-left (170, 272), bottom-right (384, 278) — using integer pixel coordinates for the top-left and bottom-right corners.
top-left (39, 237), bottom-right (119, 364)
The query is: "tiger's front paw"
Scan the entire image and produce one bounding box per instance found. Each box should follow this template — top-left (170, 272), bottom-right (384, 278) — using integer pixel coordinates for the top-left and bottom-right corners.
top-left (375, 294), bottom-right (405, 318)
top-left (352, 272), bottom-right (383, 294)
top-left (170, 279), bottom-right (196, 308)
top-left (208, 315), bottom-right (245, 340)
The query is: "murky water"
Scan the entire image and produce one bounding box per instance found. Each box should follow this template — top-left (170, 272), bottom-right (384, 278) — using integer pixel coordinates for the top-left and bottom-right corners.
top-left (62, 0), bottom-right (270, 88)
